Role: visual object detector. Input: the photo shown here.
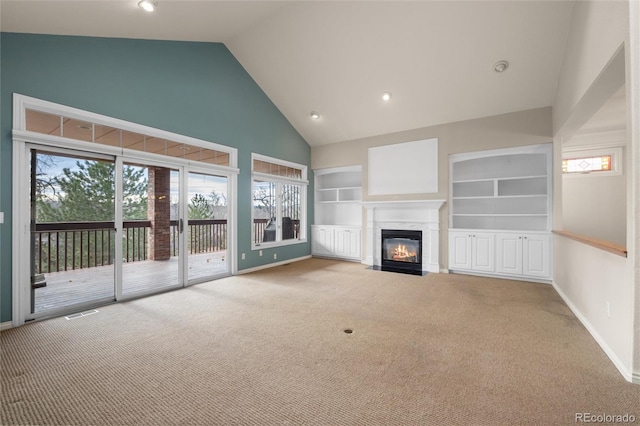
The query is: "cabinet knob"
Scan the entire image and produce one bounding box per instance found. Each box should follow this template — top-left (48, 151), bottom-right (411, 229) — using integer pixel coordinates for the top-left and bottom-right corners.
top-left (519, 237), bottom-right (522, 239)
top-left (524, 236), bottom-right (528, 239)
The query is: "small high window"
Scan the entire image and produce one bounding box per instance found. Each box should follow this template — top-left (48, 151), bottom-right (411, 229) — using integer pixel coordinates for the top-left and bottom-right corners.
top-left (562, 147), bottom-right (622, 177)
top-left (562, 155), bottom-right (611, 174)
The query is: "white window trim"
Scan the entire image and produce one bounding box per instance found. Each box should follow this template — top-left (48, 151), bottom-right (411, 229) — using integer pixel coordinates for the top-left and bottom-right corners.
top-left (11, 93), bottom-right (241, 326)
top-left (251, 153), bottom-right (308, 249)
top-left (13, 94), bottom-right (239, 175)
top-left (562, 146), bottom-right (623, 178)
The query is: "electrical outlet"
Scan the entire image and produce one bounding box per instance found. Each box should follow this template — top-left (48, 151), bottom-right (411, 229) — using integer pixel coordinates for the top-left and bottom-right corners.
top-left (274, 253), bottom-right (277, 260)
top-left (241, 253), bottom-right (245, 260)
top-left (259, 250), bottom-right (262, 257)
top-left (606, 301), bottom-right (611, 317)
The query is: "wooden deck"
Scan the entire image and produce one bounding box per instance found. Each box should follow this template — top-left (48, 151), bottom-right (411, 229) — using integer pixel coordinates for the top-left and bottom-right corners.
top-left (33, 251), bottom-right (227, 313)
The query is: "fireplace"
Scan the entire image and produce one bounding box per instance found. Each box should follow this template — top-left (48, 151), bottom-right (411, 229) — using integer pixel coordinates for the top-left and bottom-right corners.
top-left (381, 229), bottom-right (422, 275)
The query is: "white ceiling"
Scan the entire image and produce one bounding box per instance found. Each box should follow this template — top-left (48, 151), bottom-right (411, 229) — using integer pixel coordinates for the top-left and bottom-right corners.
top-left (0, 0), bottom-right (576, 147)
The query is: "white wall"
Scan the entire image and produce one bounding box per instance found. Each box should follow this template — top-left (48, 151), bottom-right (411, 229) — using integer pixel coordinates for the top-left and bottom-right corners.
top-left (628, 0), bottom-right (640, 383)
top-left (562, 171), bottom-right (626, 245)
top-left (553, 237), bottom-right (634, 376)
top-left (561, 131), bottom-right (627, 246)
top-left (552, 0), bottom-right (638, 382)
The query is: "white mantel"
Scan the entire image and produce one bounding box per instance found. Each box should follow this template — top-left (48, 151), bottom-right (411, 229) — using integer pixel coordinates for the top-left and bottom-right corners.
top-left (361, 200), bottom-right (446, 273)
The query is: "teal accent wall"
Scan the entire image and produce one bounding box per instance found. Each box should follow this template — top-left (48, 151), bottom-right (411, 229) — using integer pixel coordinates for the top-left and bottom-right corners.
top-left (0, 33), bottom-right (313, 323)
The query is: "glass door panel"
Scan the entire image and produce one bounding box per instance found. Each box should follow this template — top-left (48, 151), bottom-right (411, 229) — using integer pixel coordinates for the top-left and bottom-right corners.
top-left (187, 172), bottom-right (229, 282)
top-left (30, 149), bottom-right (116, 315)
top-left (122, 163), bottom-right (181, 295)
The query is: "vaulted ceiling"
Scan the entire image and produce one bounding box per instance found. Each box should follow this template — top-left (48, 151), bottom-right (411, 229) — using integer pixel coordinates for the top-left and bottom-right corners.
top-left (1, 0), bottom-right (577, 146)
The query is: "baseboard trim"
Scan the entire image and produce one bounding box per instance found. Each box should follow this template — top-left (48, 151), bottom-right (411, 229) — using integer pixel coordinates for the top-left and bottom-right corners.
top-left (552, 281), bottom-right (634, 383)
top-left (449, 269), bottom-right (552, 284)
top-left (237, 255), bottom-right (311, 275)
top-left (0, 321), bottom-right (13, 331)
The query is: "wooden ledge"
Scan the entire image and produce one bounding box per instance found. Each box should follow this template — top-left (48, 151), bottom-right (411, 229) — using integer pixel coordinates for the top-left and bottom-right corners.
top-left (553, 230), bottom-right (627, 258)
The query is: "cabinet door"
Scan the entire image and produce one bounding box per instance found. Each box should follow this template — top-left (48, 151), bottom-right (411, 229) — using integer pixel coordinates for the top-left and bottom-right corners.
top-left (522, 234), bottom-right (550, 278)
top-left (334, 228), bottom-right (361, 259)
top-left (471, 232), bottom-right (495, 272)
top-left (449, 231), bottom-right (472, 270)
top-left (496, 233), bottom-right (523, 275)
top-left (312, 227), bottom-right (334, 256)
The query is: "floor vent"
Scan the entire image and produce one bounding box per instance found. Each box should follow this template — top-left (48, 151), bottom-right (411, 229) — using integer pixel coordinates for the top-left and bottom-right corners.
top-left (65, 310), bottom-right (99, 320)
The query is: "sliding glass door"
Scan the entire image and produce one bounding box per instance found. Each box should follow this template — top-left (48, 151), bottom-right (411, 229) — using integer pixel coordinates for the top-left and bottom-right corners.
top-left (187, 171), bottom-right (229, 282)
top-left (29, 148), bottom-right (116, 315)
top-left (27, 148), bottom-right (234, 319)
top-left (121, 162), bottom-right (182, 296)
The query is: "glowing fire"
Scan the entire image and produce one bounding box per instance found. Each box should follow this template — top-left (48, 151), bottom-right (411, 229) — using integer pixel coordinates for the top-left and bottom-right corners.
top-left (392, 244), bottom-right (416, 261)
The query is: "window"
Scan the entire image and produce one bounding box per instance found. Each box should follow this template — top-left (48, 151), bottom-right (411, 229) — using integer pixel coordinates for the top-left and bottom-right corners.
top-left (24, 108), bottom-right (231, 166)
top-left (252, 154), bottom-right (307, 248)
top-left (562, 147), bottom-right (622, 177)
top-left (563, 155), bottom-right (611, 173)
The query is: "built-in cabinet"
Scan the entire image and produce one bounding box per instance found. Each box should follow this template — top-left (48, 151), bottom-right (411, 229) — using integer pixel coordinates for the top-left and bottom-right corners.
top-left (312, 166), bottom-right (362, 261)
top-left (495, 232), bottom-right (550, 278)
top-left (311, 225), bottom-right (361, 260)
top-left (448, 144), bottom-right (552, 282)
top-left (449, 231), bottom-right (495, 272)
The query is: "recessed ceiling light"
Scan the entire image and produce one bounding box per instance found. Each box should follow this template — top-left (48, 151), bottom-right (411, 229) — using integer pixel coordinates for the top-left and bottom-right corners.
top-left (494, 60), bottom-right (509, 73)
top-left (382, 91), bottom-right (392, 101)
top-left (310, 111), bottom-right (320, 120)
top-left (138, 0), bottom-right (157, 12)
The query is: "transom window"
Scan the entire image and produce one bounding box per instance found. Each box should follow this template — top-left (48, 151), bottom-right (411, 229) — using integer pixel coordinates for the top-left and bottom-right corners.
top-left (562, 147), bottom-right (622, 177)
top-left (252, 154), bottom-right (307, 248)
top-left (562, 155), bottom-right (611, 174)
top-left (25, 108), bottom-right (230, 166)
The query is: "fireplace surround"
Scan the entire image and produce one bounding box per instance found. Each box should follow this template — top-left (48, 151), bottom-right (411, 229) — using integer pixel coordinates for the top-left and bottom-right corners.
top-left (381, 229), bottom-right (422, 275)
top-left (362, 200), bottom-right (446, 273)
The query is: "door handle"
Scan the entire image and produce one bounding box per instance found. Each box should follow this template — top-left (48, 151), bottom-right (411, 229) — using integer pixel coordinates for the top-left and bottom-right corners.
top-left (179, 218), bottom-right (184, 234)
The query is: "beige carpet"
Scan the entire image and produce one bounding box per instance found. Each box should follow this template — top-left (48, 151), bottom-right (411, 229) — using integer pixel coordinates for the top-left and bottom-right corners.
top-left (2, 258), bottom-right (639, 425)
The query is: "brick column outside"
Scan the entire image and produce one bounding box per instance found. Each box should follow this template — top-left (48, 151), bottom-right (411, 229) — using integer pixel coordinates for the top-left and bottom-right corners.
top-left (148, 167), bottom-right (171, 261)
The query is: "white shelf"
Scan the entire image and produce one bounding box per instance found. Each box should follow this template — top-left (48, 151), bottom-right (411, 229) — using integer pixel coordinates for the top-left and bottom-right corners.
top-left (317, 186), bottom-right (361, 191)
top-left (449, 144), bottom-right (552, 232)
top-left (451, 175), bottom-right (547, 184)
top-left (314, 165), bottom-right (363, 228)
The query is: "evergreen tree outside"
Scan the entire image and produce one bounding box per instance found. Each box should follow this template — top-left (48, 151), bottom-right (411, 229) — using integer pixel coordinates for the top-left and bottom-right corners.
top-left (37, 159), bottom-right (147, 223)
top-left (34, 154), bottom-right (148, 273)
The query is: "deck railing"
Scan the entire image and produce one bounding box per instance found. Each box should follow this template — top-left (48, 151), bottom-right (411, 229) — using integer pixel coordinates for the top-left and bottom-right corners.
top-left (33, 218), bottom-right (299, 274)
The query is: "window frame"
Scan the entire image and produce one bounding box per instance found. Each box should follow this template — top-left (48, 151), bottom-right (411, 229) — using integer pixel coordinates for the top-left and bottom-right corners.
top-left (561, 146), bottom-right (623, 178)
top-left (251, 153), bottom-right (308, 249)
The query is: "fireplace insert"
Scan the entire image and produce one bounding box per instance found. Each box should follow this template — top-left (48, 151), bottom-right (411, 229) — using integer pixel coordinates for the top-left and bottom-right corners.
top-left (381, 229), bottom-right (423, 275)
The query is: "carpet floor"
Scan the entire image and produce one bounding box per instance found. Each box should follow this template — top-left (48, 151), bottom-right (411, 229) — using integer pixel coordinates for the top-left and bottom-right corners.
top-left (2, 258), bottom-right (639, 425)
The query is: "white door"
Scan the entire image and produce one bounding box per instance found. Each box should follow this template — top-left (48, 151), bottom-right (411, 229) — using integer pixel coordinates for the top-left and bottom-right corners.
top-left (449, 231), bottom-right (472, 270)
top-left (471, 232), bottom-right (495, 272)
top-left (496, 233), bottom-right (523, 275)
top-left (345, 229), bottom-right (361, 259)
top-left (186, 170), bottom-right (230, 283)
top-left (522, 234), bottom-right (550, 278)
top-left (334, 228), bottom-right (361, 259)
top-left (312, 226), bottom-right (334, 256)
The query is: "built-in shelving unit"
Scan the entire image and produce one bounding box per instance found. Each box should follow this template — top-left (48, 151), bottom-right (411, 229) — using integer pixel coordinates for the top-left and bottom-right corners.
top-left (448, 144), bottom-right (552, 282)
top-left (450, 150), bottom-right (551, 231)
top-left (313, 165), bottom-right (362, 260)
